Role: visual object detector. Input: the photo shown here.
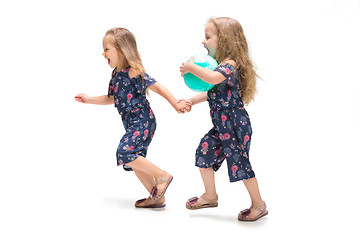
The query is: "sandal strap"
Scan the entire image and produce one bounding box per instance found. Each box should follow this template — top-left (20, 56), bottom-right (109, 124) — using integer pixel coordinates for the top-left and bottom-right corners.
top-left (157, 177), bottom-right (166, 184)
top-left (156, 172), bottom-right (170, 184)
top-left (200, 194), bottom-right (218, 204)
top-left (187, 197), bottom-right (199, 205)
top-left (250, 202), bottom-right (266, 212)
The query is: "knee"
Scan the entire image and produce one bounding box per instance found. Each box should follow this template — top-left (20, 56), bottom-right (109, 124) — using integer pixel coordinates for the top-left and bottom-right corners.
top-left (199, 167), bottom-right (214, 173)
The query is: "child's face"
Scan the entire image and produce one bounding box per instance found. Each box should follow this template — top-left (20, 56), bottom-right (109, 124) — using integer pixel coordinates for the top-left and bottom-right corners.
top-left (202, 23), bottom-right (218, 58)
top-left (102, 35), bottom-right (124, 69)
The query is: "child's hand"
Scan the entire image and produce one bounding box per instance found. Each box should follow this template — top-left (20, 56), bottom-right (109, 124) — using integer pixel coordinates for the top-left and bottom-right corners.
top-left (75, 93), bottom-right (90, 103)
top-left (180, 57), bottom-right (194, 77)
top-left (176, 99), bottom-right (192, 113)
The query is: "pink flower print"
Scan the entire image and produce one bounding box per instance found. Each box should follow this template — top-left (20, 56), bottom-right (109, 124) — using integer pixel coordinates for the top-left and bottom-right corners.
top-left (143, 129), bottom-right (149, 140)
top-left (201, 141), bottom-right (209, 155)
top-left (214, 150), bottom-right (220, 157)
top-left (231, 165), bottom-right (238, 177)
top-left (224, 133), bottom-right (231, 140)
top-left (221, 114), bottom-right (227, 126)
top-left (225, 68), bottom-right (231, 75)
top-left (133, 131), bottom-right (140, 139)
top-left (227, 90), bottom-right (232, 100)
top-left (127, 93), bottom-right (133, 102)
top-left (129, 146), bottom-right (135, 151)
top-left (244, 135), bottom-right (250, 142)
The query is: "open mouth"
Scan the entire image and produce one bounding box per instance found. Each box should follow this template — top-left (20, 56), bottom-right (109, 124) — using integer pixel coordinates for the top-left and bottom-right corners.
top-left (107, 58), bottom-right (111, 65)
top-left (204, 47), bottom-right (210, 55)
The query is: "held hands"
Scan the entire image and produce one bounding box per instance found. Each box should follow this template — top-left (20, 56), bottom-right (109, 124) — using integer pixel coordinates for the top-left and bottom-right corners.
top-left (180, 57), bottom-right (194, 77)
top-left (174, 99), bottom-right (192, 114)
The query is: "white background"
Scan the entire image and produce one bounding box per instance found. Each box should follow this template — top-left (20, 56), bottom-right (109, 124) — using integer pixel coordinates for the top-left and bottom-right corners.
top-left (1, 0), bottom-right (359, 239)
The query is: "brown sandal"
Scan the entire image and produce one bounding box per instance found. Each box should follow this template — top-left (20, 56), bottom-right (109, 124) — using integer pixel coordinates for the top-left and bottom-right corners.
top-left (135, 197), bottom-right (166, 208)
top-left (151, 172), bottom-right (173, 201)
top-left (186, 194), bottom-right (218, 210)
top-left (238, 202), bottom-right (268, 221)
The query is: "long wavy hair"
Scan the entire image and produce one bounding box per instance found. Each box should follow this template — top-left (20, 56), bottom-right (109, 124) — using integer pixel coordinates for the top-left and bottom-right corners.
top-left (105, 28), bottom-right (149, 94)
top-left (208, 17), bottom-right (259, 105)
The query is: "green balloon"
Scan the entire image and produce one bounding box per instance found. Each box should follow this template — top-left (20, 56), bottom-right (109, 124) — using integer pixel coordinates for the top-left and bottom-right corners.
top-left (184, 54), bottom-right (218, 92)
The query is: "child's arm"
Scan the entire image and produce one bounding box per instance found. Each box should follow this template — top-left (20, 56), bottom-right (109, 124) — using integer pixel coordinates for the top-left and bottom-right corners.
top-left (177, 92), bottom-right (206, 112)
top-left (75, 94), bottom-right (114, 105)
top-left (188, 92), bottom-right (207, 106)
top-left (180, 57), bottom-right (226, 85)
top-left (149, 82), bottom-right (191, 113)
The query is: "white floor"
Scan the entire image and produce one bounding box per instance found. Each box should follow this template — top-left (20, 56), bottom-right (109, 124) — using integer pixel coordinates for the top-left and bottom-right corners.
top-left (1, 147), bottom-right (358, 239)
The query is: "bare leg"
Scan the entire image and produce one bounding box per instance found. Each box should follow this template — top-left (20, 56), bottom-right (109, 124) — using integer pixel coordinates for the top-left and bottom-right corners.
top-left (132, 168), bottom-right (165, 207)
top-left (126, 156), bottom-right (166, 181)
top-left (191, 167), bottom-right (218, 205)
top-left (242, 177), bottom-right (266, 218)
top-left (127, 156), bottom-right (171, 200)
top-left (133, 168), bottom-right (156, 193)
top-left (243, 177), bottom-right (263, 205)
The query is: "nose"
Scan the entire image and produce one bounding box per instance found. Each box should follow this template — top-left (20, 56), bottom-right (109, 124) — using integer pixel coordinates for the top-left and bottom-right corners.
top-left (102, 52), bottom-right (106, 57)
top-left (202, 39), bottom-right (205, 45)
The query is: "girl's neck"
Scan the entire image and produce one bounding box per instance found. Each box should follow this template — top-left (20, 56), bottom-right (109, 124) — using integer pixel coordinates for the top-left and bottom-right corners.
top-left (115, 55), bottom-right (129, 72)
top-left (115, 62), bottom-right (129, 72)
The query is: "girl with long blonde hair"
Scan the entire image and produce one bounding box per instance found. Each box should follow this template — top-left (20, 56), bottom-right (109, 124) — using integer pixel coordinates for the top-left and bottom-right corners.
top-left (76, 28), bottom-right (190, 208)
top-left (180, 17), bottom-right (267, 221)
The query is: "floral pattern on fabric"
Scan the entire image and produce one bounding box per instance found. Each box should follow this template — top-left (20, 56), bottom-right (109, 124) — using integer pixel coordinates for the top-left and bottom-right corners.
top-left (196, 63), bottom-right (255, 182)
top-left (108, 66), bottom-right (157, 171)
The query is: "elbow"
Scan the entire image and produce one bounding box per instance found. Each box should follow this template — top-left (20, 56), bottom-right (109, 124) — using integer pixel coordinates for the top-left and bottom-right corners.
top-left (207, 78), bottom-right (218, 85)
top-left (207, 76), bottom-right (222, 85)
top-left (204, 72), bottom-right (224, 85)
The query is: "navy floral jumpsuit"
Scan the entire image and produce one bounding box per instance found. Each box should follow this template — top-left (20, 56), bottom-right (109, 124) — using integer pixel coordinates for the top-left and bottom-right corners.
top-left (108, 66), bottom-right (157, 171)
top-left (196, 63), bottom-right (256, 182)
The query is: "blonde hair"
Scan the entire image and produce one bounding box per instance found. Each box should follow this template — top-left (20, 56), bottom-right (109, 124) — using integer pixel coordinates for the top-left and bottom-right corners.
top-left (208, 17), bottom-right (260, 105)
top-left (105, 28), bottom-right (149, 94)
